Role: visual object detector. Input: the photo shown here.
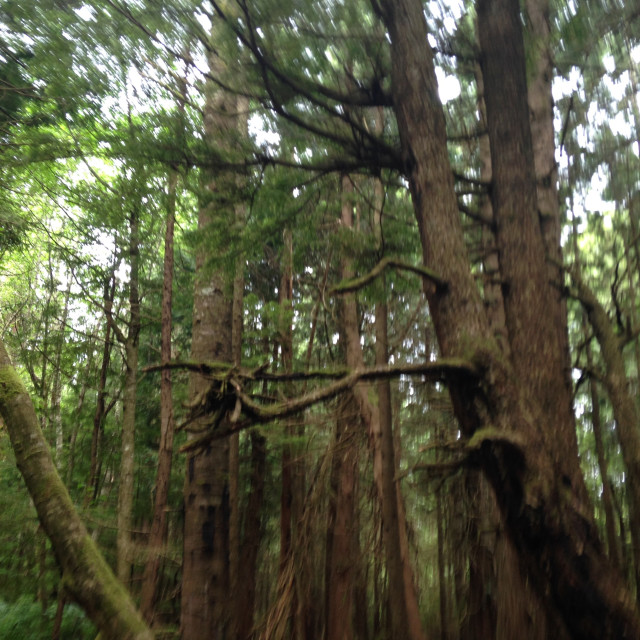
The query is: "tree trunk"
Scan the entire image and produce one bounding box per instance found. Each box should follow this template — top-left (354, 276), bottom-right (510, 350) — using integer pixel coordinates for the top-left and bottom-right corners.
top-left (86, 270), bottom-right (116, 506)
top-left (236, 430), bottom-right (267, 640)
top-left (0, 339), bottom-right (153, 639)
top-left (338, 173), bottom-right (423, 640)
top-left (140, 168), bottom-right (178, 621)
top-left (117, 206), bottom-right (141, 585)
top-left (180, 42), bottom-right (235, 637)
top-left (181, 229), bottom-right (232, 639)
top-left (376, 0), bottom-right (640, 635)
top-left (571, 271), bottom-right (640, 598)
top-left (50, 274), bottom-right (71, 468)
top-left (469, 29), bottom-right (549, 640)
top-left (587, 352), bottom-right (621, 570)
top-left (326, 393), bottom-right (359, 640)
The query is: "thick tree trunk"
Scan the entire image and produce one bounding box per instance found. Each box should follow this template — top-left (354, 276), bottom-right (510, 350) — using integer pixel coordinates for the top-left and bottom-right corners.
top-left (376, 0), bottom-right (640, 635)
top-left (180, 43), bottom-right (236, 638)
top-left (477, 0), bottom-right (584, 496)
top-left (470, 29), bottom-right (549, 640)
top-left (140, 169), bottom-right (178, 621)
top-left (0, 340), bottom-right (153, 639)
top-left (181, 240), bottom-right (232, 639)
top-left (117, 207), bottom-right (141, 585)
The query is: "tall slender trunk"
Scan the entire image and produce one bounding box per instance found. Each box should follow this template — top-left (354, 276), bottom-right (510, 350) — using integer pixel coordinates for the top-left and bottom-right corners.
top-left (236, 430), bottom-right (267, 640)
top-left (469, 30), bottom-right (548, 640)
top-left (117, 205), bottom-right (141, 585)
top-left (587, 348), bottom-right (621, 569)
top-left (51, 274), bottom-right (71, 468)
top-left (571, 272), bottom-right (640, 599)
top-left (326, 178), bottom-right (363, 640)
top-left (181, 219), bottom-right (232, 639)
top-left (276, 228), bottom-right (306, 639)
top-left (140, 168), bottom-right (178, 621)
top-left (326, 392), bottom-right (359, 640)
top-left (86, 270), bottom-right (116, 506)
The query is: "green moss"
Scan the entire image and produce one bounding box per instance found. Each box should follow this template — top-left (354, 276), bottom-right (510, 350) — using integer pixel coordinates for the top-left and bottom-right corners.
top-left (0, 365), bottom-right (26, 405)
top-left (467, 426), bottom-right (524, 451)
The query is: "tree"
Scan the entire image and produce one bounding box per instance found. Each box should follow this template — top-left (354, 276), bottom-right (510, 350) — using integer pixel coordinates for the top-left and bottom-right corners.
top-left (0, 340), bottom-right (153, 640)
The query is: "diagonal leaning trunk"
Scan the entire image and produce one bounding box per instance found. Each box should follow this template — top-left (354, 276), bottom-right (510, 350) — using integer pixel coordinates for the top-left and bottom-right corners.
top-left (375, 0), bottom-right (640, 636)
top-left (0, 340), bottom-right (153, 640)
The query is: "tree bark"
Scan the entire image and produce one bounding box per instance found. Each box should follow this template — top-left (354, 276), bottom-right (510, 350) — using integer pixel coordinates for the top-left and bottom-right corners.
top-left (180, 42), bottom-right (235, 638)
top-left (326, 392), bottom-right (359, 640)
top-left (140, 168), bottom-right (178, 621)
top-left (376, 0), bottom-right (640, 635)
top-left (0, 339), bottom-right (153, 639)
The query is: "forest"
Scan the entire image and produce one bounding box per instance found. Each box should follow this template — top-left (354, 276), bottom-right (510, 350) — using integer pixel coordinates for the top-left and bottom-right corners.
top-left (1, 0), bottom-right (640, 638)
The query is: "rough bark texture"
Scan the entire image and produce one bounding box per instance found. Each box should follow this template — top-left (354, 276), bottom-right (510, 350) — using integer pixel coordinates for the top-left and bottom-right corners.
top-left (471, 28), bottom-right (549, 640)
top-left (477, 0), bottom-right (583, 496)
top-left (141, 169), bottom-right (177, 621)
top-left (180, 44), bottom-right (234, 639)
top-left (377, 0), bottom-right (640, 636)
top-left (326, 393), bottom-right (359, 640)
top-left (181, 238), bottom-right (232, 639)
top-left (525, 0), bottom-right (579, 488)
top-left (0, 340), bottom-right (153, 640)
top-left (326, 183), bottom-right (362, 640)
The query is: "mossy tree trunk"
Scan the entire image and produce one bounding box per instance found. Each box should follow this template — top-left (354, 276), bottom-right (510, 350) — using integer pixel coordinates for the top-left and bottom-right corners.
top-left (0, 339), bottom-right (153, 640)
top-left (376, 0), bottom-right (640, 635)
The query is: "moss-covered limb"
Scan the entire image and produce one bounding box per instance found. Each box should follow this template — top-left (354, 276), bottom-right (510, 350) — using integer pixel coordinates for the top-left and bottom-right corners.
top-left (329, 256), bottom-right (447, 295)
top-left (236, 358), bottom-right (477, 422)
top-left (146, 356), bottom-right (475, 385)
top-left (0, 340), bottom-right (154, 640)
top-left (180, 358), bottom-right (477, 453)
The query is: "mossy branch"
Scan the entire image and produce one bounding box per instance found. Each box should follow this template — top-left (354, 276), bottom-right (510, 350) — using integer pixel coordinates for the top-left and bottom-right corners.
top-left (328, 256), bottom-right (447, 295)
top-left (180, 358), bottom-right (477, 452)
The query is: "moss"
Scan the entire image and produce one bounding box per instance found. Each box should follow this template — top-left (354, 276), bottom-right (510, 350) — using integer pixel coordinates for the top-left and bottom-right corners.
top-left (64, 536), bottom-right (153, 639)
top-left (0, 365), bottom-right (26, 405)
